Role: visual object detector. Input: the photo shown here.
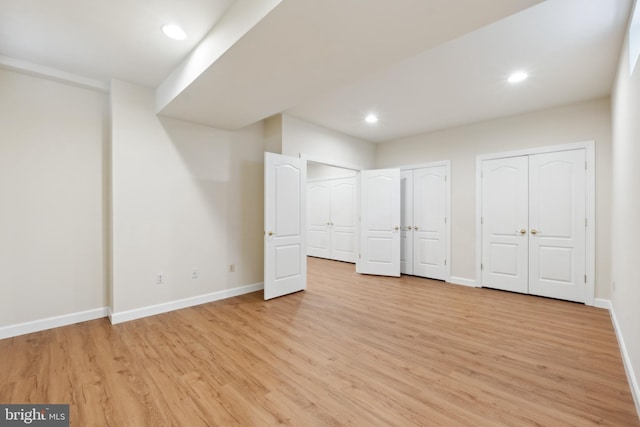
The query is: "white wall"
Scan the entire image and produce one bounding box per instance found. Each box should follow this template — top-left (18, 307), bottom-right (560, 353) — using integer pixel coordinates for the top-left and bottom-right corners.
top-left (0, 68), bottom-right (108, 326)
top-left (307, 163), bottom-right (357, 180)
top-left (110, 80), bottom-right (264, 315)
top-left (376, 98), bottom-right (612, 298)
top-left (282, 114), bottom-right (376, 169)
top-left (611, 0), bottom-right (640, 411)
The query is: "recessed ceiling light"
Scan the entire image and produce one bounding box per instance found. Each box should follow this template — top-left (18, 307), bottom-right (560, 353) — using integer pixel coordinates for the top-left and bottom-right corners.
top-left (162, 24), bottom-right (187, 41)
top-left (365, 113), bottom-right (378, 124)
top-left (507, 71), bottom-right (528, 84)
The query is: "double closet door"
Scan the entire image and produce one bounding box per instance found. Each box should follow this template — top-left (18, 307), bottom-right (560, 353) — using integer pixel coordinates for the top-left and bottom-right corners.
top-left (307, 177), bottom-right (357, 263)
top-left (400, 165), bottom-right (448, 281)
top-left (481, 149), bottom-right (586, 303)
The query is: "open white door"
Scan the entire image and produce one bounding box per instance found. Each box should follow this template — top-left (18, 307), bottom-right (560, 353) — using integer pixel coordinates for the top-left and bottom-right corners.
top-left (356, 169), bottom-right (401, 277)
top-left (264, 152), bottom-right (306, 300)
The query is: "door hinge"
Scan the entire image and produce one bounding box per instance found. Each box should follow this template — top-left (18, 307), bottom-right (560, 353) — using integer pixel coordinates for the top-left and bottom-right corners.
top-left (444, 217), bottom-right (447, 224)
top-left (359, 253), bottom-right (361, 259)
top-left (585, 218), bottom-right (587, 227)
top-left (481, 263), bottom-right (484, 271)
top-left (585, 161), bottom-right (588, 170)
top-left (584, 274), bottom-right (587, 283)
top-left (481, 217), bottom-right (484, 225)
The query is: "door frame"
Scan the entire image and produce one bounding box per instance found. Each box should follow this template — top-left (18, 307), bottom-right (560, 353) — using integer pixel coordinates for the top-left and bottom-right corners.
top-left (475, 141), bottom-right (596, 306)
top-left (400, 160), bottom-right (452, 282)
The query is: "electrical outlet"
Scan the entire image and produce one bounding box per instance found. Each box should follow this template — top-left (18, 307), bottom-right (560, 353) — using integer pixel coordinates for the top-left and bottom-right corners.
top-left (192, 270), bottom-right (199, 279)
top-left (156, 273), bottom-right (165, 285)
top-left (228, 264), bottom-right (235, 273)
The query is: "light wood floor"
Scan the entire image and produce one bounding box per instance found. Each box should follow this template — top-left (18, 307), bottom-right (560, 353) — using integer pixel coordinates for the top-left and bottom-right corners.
top-left (1, 257), bottom-right (638, 426)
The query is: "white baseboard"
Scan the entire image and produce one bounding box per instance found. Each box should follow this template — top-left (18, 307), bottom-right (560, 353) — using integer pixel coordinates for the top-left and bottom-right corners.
top-left (594, 298), bottom-right (612, 310)
top-left (609, 305), bottom-right (640, 418)
top-left (0, 307), bottom-right (108, 340)
top-left (448, 276), bottom-right (477, 287)
top-left (109, 282), bottom-right (264, 325)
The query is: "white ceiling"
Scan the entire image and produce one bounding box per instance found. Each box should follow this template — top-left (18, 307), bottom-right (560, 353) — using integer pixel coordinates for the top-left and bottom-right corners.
top-left (0, 0), bottom-right (633, 142)
top-left (287, 0), bottom-right (633, 142)
top-left (0, 0), bottom-right (235, 87)
top-left (157, 0), bottom-right (543, 130)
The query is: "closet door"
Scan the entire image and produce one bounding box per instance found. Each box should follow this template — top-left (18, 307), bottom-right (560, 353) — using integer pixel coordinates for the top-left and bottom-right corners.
top-left (357, 169), bottom-right (401, 277)
top-left (330, 177), bottom-right (356, 263)
top-left (480, 149), bottom-right (587, 303)
top-left (481, 156), bottom-right (529, 294)
top-left (400, 170), bottom-right (414, 275)
top-left (413, 166), bottom-right (447, 280)
top-left (307, 181), bottom-right (331, 259)
top-left (529, 150), bottom-right (586, 303)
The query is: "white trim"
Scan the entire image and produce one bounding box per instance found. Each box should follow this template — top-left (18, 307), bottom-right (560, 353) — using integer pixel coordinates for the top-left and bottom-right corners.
top-left (594, 298), bottom-right (612, 310)
top-left (0, 55), bottom-right (109, 92)
top-left (610, 305), bottom-right (640, 418)
top-left (399, 160), bottom-right (450, 171)
top-left (584, 143), bottom-right (596, 306)
top-left (448, 276), bottom-right (478, 287)
top-left (476, 141), bottom-right (595, 162)
top-left (0, 307), bottom-right (108, 340)
top-left (475, 141), bottom-right (596, 305)
top-left (109, 282), bottom-right (264, 324)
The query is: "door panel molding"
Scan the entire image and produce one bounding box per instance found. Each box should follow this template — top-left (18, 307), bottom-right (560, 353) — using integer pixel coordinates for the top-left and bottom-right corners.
top-left (400, 161), bottom-right (451, 281)
top-left (357, 169), bottom-right (401, 277)
top-left (475, 141), bottom-right (595, 306)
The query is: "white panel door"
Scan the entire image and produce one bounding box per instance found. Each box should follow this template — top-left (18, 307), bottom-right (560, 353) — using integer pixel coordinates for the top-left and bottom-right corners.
top-left (264, 153), bottom-right (306, 300)
top-left (357, 169), bottom-right (401, 277)
top-left (400, 170), bottom-right (414, 275)
top-left (481, 156), bottom-right (529, 294)
top-left (529, 150), bottom-right (586, 303)
top-left (330, 177), bottom-right (356, 262)
top-left (306, 181), bottom-right (331, 259)
top-left (413, 166), bottom-right (447, 280)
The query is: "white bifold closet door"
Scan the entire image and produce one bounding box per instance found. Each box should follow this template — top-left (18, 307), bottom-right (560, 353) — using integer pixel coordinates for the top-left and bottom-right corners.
top-left (400, 165), bottom-right (448, 281)
top-left (307, 177), bottom-right (356, 263)
top-left (307, 181), bottom-right (332, 259)
top-left (330, 178), bottom-right (357, 262)
top-left (357, 169), bottom-right (400, 277)
top-left (412, 166), bottom-right (448, 280)
top-left (481, 149), bottom-right (586, 303)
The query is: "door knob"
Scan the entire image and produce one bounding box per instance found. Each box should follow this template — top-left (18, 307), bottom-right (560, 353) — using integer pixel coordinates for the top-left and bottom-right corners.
top-left (414, 226), bottom-right (419, 230)
top-left (268, 231), bottom-right (274, 236)
top-left (394, 226), bottom-right (399, 231)
top-left (408, 226), bottom-right (413, 230)
top-left (530, 229), bottom-right (538, 235)
top-left (519, 229), bottom-right (526, 235)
